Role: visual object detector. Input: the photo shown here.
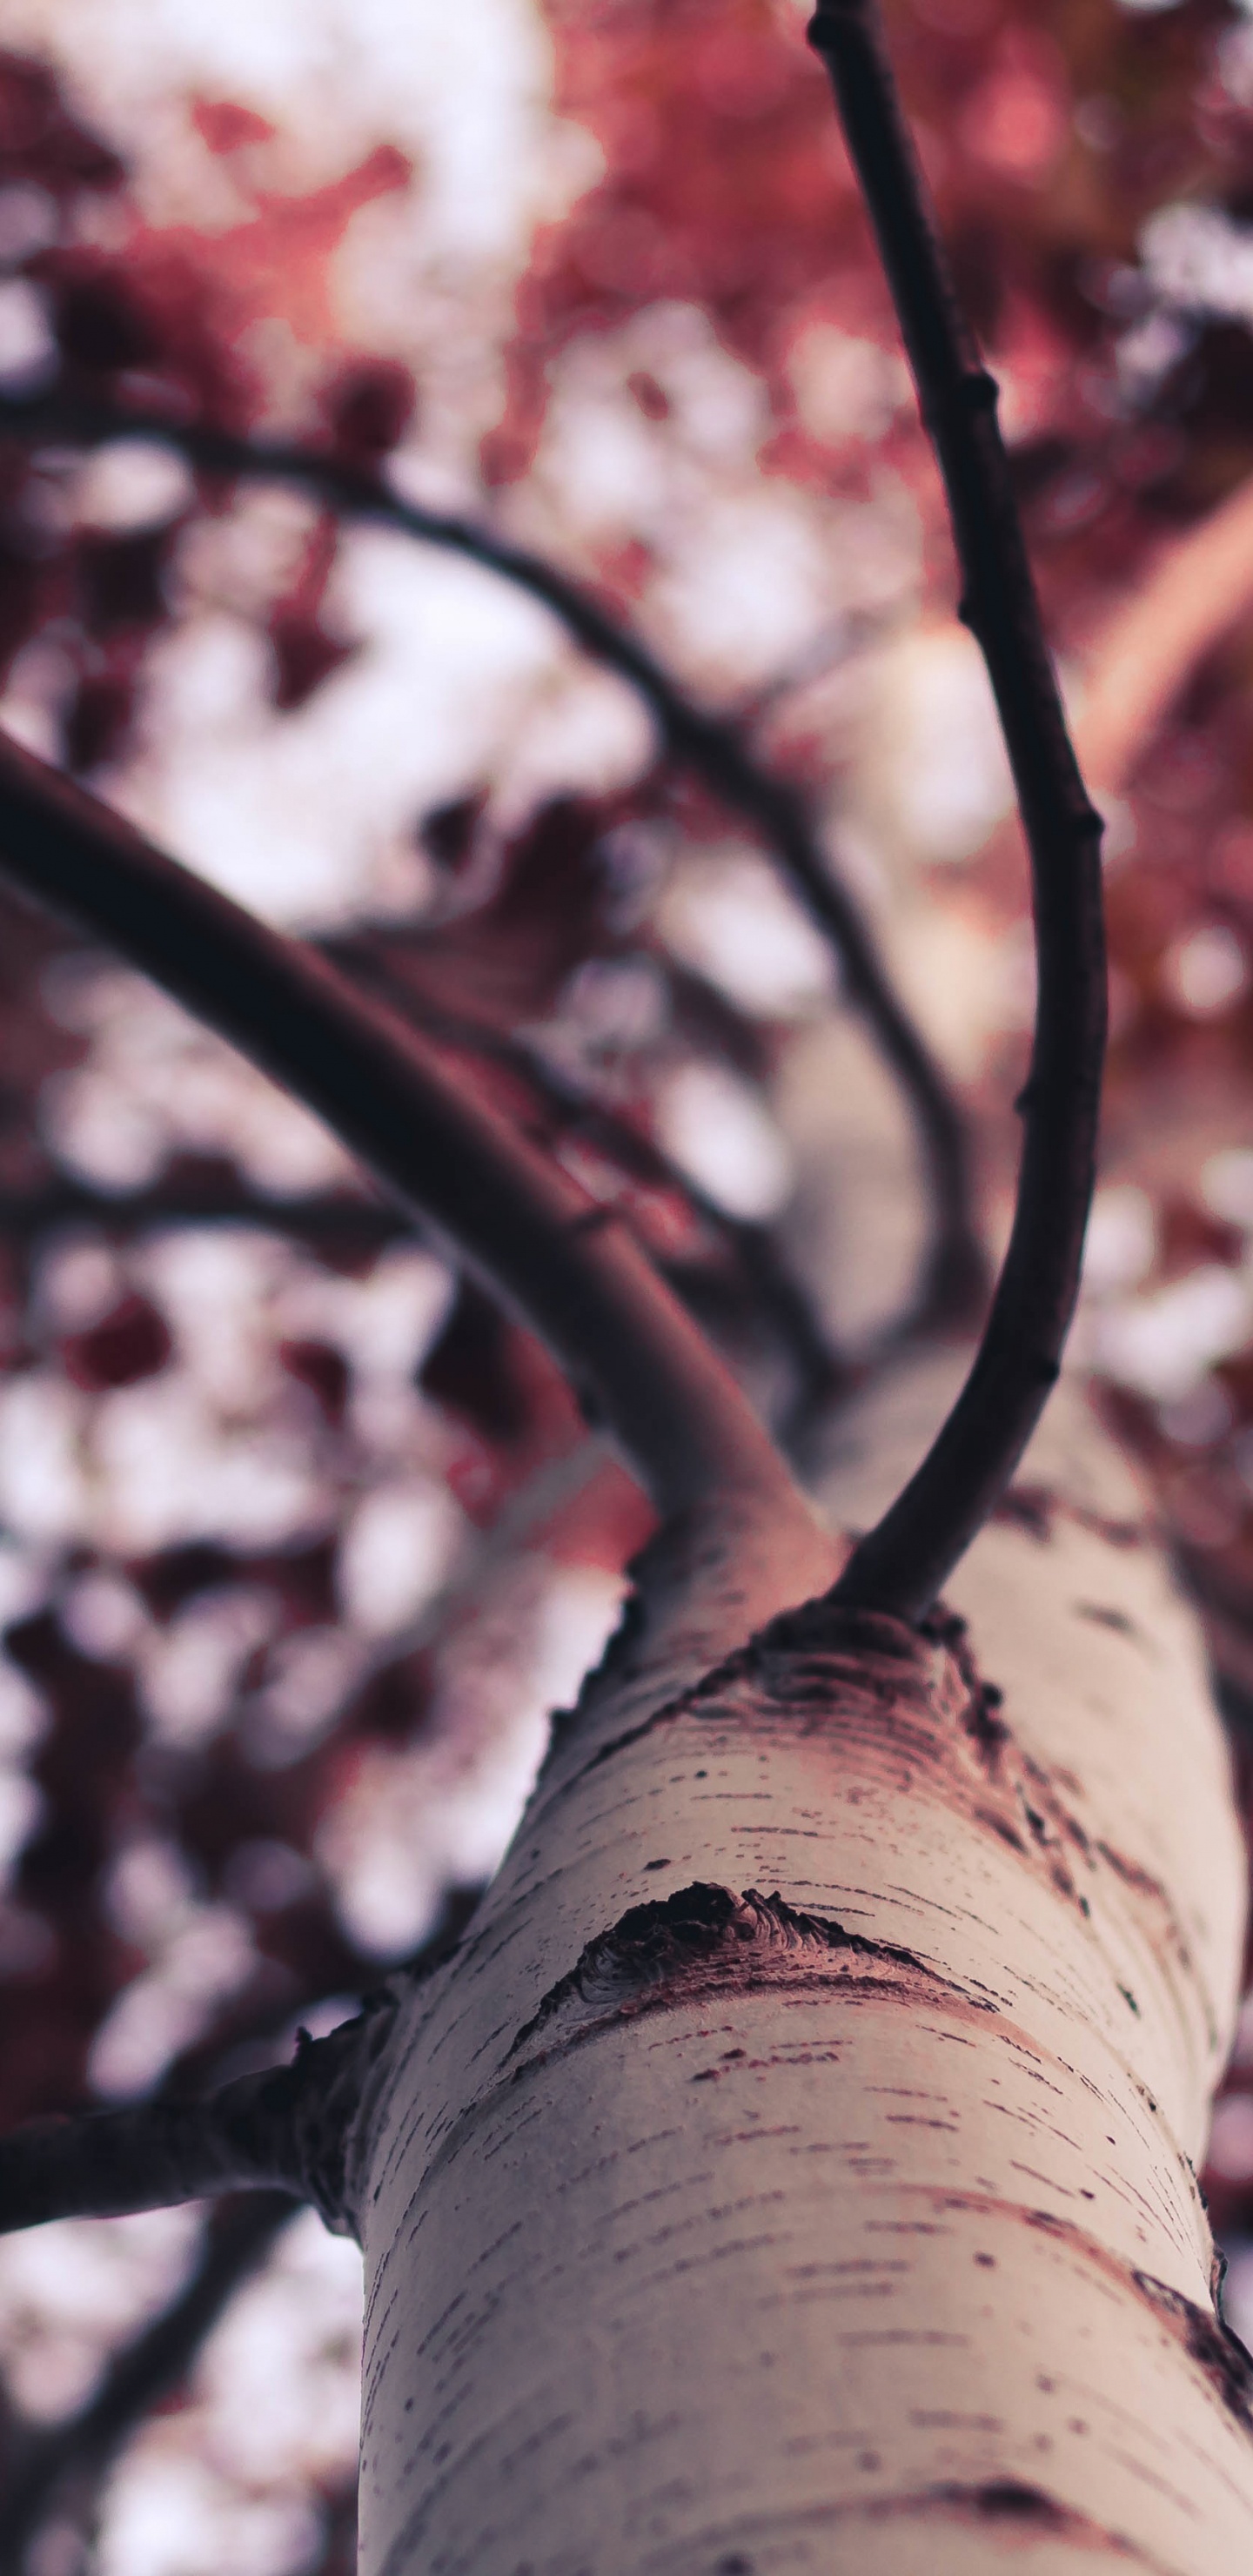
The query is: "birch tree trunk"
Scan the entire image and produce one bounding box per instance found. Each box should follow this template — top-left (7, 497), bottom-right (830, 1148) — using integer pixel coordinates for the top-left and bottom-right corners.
top-left (349, 1365), bottom-right (1253, 2576)
top-left (0, 16), bottom-right (1243, 2569)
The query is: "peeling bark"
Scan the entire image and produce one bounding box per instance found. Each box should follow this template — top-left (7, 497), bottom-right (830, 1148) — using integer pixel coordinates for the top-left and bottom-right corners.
top-left (338, 1372), bottom-right (1252, 2576)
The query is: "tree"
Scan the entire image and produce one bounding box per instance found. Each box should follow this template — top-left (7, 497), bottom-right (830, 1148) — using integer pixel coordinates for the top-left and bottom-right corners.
top-left (0, 1), bottom-right (1250, 2570)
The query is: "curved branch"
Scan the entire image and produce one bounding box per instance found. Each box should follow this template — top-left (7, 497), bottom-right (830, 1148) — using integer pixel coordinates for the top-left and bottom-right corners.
top-left (0, 725), bottom-right (817, 1533)
top-left (0, 2193), bottom-right (295, 2576)
top-left (809, 0), bottom-right (1106, 1620)
top-left (0, 382), bottom-right (982, 1327)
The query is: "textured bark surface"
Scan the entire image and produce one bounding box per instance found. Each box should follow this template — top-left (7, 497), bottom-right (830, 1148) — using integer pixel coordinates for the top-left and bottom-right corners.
top-left (346, 1372), bottom-right (1252, 2575)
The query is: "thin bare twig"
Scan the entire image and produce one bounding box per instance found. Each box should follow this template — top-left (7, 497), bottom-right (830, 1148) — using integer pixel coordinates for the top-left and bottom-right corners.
top-left (809, 0), bottom-right (1106, 1620)
top-left (0, 1160), bottom-right (834, 1424)
top-left (0, 382), bottom-right (982, 1327)
top-left (0, 1178), bottom-right (412, 1241)
top-left (327, 948), bottom-right (842, 1416)
top-left (0, 2193), bottom-right (296, 2576)
top-left (0, 728), bottom-right (815, 1533)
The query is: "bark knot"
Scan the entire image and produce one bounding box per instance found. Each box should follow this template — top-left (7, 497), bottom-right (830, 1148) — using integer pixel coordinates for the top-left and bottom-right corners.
top-left (507, 1883), bottom-right (970, 2067)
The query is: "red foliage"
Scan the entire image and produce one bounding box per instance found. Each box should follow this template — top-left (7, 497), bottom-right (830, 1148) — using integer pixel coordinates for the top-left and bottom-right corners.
top-left (420, 1281), bottom-right (533, 1445)
top-left (322, 358), bottom-right (417, 464)
top-left (60, 1293), bottom-right (173, 1392)
top-left (191, 98), bottom-right (278, 158)
top-left (40, 245), bottom-right (258, 426)
top-left (0, 50), bottom-right (123, 195)
top-left (264, 510), bottom-right (358, 710)
top-left (388, 795), bottom-right (633, 1027)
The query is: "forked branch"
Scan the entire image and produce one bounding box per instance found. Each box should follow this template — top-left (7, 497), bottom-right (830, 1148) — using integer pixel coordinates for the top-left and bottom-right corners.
top-left (0, 10), bottom-right (1101, 1677)
top-left (809, 0), bottom-right (1107, 1620)
top-left (0, 382), bottom-right (982, 1326)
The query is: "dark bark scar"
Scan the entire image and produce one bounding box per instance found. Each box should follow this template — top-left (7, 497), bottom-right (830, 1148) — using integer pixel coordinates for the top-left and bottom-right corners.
top-left (506, 1883), bottom-right (988, 2067)
top-left (537, 1594), bottom-right (1204, 1976)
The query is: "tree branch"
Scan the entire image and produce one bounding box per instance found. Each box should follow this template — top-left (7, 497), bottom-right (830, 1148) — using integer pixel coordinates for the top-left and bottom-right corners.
top-left (808, 0), bottom-right (1106, 1620)
top-left (0, 1177), bottom-right (412, 1241)
top-left (0, 2193), bottom-right (295, 2576)
top-left (0, 1898), bottom-right (497, 2249)
top-left (0, 382), bottom-right (982, 1327)
top-left (0, 726), bottom-right (819, 1536)
top-left (0, 1998), bottom-right (385, 2240)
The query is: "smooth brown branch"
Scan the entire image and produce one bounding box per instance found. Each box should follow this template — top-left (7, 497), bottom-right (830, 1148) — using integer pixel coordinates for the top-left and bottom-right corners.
top-left (0, 2193), bottom-right (295, 2576)
top-left (0, 727), bottom-right (815, 1536)
top-left (807, 0), bottom-right (1107, 1622)
top-left (0, 382), bottom-right (982, 1331)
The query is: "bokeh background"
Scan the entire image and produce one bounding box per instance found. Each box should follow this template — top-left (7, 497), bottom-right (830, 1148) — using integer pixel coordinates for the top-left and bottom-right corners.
top-left (0, 0), bottom-right (1250, 2567)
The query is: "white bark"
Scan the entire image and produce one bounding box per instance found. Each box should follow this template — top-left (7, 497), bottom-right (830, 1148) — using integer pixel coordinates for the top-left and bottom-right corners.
top-left (348, 1367), bottom-right (1252, 2575)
